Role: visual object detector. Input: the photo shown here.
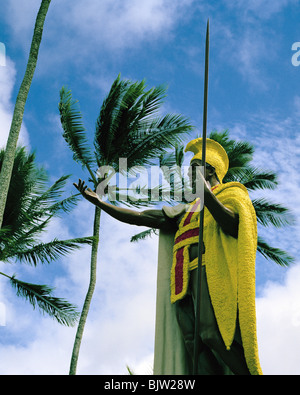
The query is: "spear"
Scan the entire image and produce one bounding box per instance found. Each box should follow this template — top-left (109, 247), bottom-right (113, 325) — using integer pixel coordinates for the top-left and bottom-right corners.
top-left (193, 19), bottom-right (209, 375)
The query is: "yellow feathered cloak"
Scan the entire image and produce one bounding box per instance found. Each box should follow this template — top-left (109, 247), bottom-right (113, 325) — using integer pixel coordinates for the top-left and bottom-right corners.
top-left (153, 182), bottom-right (262, 375)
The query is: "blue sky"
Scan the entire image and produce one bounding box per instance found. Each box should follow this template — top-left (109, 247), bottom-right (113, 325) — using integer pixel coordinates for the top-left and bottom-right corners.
top-left (0, 0), bottom-right (300, 375)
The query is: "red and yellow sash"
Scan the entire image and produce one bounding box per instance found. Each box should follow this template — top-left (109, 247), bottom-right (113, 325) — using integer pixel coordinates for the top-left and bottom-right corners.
top-left (170, 186), bottom-right (220, 303)
top-left (170, 198), bottom-right (203, 302)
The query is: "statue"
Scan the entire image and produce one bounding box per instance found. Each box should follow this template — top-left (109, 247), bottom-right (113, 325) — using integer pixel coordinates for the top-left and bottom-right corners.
top-left (74, 137), bottom-right (263, 375)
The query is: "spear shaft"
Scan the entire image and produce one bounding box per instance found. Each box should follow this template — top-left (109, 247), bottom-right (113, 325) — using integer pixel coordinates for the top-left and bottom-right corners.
top-left (193, 19), bottom-right (210, 375)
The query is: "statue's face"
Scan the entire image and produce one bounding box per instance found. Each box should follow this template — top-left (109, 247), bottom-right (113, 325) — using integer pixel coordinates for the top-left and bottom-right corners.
top-left (188, 160), bottom-right (215, 187)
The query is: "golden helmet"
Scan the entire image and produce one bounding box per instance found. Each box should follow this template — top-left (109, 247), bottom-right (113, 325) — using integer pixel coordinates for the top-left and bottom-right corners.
top-left (185, 138), bottom-right (229, 182)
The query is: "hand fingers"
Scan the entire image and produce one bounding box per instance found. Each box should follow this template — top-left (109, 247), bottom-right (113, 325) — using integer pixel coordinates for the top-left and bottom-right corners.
top-left (74, 179), bottom-right (88, 193)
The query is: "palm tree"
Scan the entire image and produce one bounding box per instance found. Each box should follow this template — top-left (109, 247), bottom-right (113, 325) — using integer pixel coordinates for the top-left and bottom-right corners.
top-left (132, 129), bottom-right (295, 267)
top-left (58, 74), bottom-right (193, 374)
top-left (0, 0), bottom-right (52, 229)
top-left (0, 146), bottom-right (94, 326)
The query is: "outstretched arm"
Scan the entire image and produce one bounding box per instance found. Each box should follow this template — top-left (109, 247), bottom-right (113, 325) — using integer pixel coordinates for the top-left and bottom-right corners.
top-left (74, 179), bottom-right (173, 231)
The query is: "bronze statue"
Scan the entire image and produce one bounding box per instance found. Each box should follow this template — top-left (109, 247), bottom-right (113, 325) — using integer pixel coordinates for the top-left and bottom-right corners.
top-left (74, 137), bottom-right (262, 375)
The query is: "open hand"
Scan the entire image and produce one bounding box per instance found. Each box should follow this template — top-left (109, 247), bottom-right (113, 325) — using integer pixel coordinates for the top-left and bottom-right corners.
top-left (73, 179), bottom-right (100, 205)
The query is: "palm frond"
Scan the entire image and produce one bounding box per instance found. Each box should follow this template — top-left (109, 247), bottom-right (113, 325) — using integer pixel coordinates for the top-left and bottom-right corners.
top-left (11, 237), bottom-right (94, 266)
top-left (159, 144), bottom-right (185, 169)
top-left (95, 76), bottom-right (167, 166)
top-left (0, 226), bottom-right (13, 252)
top-left (209, 129), bottom-right (231, 146)
top-left (175, 144), bottom-right (185, 168)
top-left (257, 236), bottom-right (294, 267)
top-left (12, 180), bottom-right (80, 237)
top-left (1, 147), bottom-right (47, 229)
top-left (47, 193), bottom-right (81, 216)
top-left (95, 75), bottom-right (130, 164)
top-left (95, 75), bottom-right (192, 169)
top-left (126, 365), bottom-right (136, 375)
top-left (225, 166), bottom-right (278, 190)
top-left (242, 168), bottom-right (278, 190)
top-left (59, 87), bottom-right (94, 169)
top-left (124, 113), bottom-right (193, 168)
top-left (227, 143), bottom-right (253, 168)
top-left (106, 79), bottom-right (148, 158)
top-left (130, 228), bottom-right (158, 243)
top-left (135, 84), bottom-right (167, 120)
top-left (109, 82), bottom-right (167, 159)
top-left (1, 216), bottom-right (53, 262)
top-left (8, 274), bottom-right (79, 326)
top-left (253, 198), bottom-right (295, 228)
top-left (159, 152), bottom-right (177, 169)
top-left (26, 175), bottom-right (71, 221)
top-left (209, 129), bottom-right (254, 168)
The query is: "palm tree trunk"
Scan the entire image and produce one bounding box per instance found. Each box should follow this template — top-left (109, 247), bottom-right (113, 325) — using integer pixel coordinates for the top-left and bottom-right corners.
top-left (0, 0), bottom-right (51, 229)
top-left (69, 206), bottom-right (101, 375)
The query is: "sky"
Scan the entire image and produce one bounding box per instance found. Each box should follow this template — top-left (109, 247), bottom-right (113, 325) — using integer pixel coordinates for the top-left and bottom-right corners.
top-left (0, 0), bottom-right (300, 375)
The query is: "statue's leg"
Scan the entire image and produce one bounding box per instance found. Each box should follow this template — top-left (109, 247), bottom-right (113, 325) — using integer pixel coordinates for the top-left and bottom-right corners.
top-left (203, 316), bottom-right (250, 375)
top-left (175, 291), bottom-right (225, 375)
top-left (190, 267), bottom-right (250, 375)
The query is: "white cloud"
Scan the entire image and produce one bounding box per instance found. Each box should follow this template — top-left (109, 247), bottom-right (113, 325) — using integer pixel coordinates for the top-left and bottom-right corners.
top-left (68, 0), bottom-right (177, 48)
top-left (240, 110), bottom-right (300, 256)
top-left (257, 263), bottom-right (300, 375)
top-left (0, 317), bottom-right (75, 375)
top-left (3, 1), bottom-right (42, 51)
top-left (212, 1), bottom-right (298, 90)
top-left (4, 0), bottom-right (196, 68)
top-left (72, 0), bottom-right (195, 46)
top-left (0, 57), bottom-right (30, 149)
top-left (251, 112), bottom-right (300, 194)
top-left (213, 20), bottom-right (276, 90)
